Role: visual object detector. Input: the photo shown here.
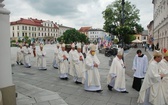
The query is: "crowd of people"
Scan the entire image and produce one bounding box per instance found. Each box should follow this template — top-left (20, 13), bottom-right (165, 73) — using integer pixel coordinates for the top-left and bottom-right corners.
top-left (15, 42), bottom-right (168, 105)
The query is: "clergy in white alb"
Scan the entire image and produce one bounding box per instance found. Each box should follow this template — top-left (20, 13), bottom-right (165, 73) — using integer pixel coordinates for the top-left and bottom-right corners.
top-left (16, 44), bottom-right (24, 65)
top-left (82, 43), bottom-right (89, 58)
top-left (107, 48), bottom-right (128, 93)
top-left (58, 43), bottom-right (69, 80)
top-left (53, 43), bottom-right (61, 69)
top-left (37, 44), bottom-right (47, 70)
top-left (73, 43), bottom-right (85, 84)
top-left (132, 50), bottom-right (148, 91)
top-left (84, 44), bottom-right (102, 92)
top-left (69, 43), bottom-right (79, 81)
top-left (137, 50), bottom-right (168, 105)
top-left (22, 44), bottom-right (31, 68)
top-left (158, 50), bottom-right (168, 104)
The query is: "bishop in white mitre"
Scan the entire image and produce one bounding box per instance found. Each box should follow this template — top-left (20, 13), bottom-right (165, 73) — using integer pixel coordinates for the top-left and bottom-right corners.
top-left (84, 44), bottom-right (102, 92)
top-left (16, 44), bottom-right (24, 65)
top-left (107, 48), bottom-right (128, 93)
top-left (137, 50), bottom-right (168, 105)
top-left (69, 43), bottom-right (79, 80)
top-left (53, 43), bottom-right (61, 69)
top-left (58, 43), bottom-right (69, 80)
top-left (72, 43), bottom-right (85, 84)
top-left (37, 44), bottom-right (47, 70)
top-left (22, 43), bottom-right (31, 68)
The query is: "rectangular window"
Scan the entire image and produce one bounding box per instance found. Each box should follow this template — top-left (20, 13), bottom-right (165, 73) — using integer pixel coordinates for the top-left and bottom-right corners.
top-left (22, 26), bottom-right (24, 30)
top-left (32, 27), bottom-right (34, 31)
top-left (39, 33), bottom-right (40, 36)
top-left (22, 33), bottom-right (24, 37)
top-left (13, 33), bottom-right (14, 37)
top-left (17, 33), bottom-right (19, 37)
top-left (25, 26), bottom-right (27, 30)
top-left (13, 26), bottom-right (14, 30)
top-left (17, 26), bottom-right (19, 30)
top-left (29, 27), bottom-right (31, 30)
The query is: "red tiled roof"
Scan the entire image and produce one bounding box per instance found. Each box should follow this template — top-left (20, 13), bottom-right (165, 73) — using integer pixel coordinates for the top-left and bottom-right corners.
top-left (79, 26), bottom-right (92, 32)
top-left (10, 18), bottom-right (59, 29)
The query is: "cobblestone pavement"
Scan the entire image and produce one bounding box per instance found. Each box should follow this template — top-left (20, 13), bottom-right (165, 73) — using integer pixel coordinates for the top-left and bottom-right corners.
top-left (11, 45), bottom-right (151, 105)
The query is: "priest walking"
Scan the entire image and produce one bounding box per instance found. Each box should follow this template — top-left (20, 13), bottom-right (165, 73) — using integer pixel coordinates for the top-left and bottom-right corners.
top-left (16, 44), bottom-right (24, 65)
top-left (84, 44), bottom-right (102, 92)
top-left (132, 50), bottom-right (148, 91)
top-left (53, 43), bottom-right (61, 69)
top-left (137, 50), bottom-right (168, 105)
top-left (37, 44), bottom-right (47, 70)
top-left (22, 43), bottom-right (31, 68)
top-left (107, 48), bottom-right (128, 93)
top-left (58, 43), bottom-right (69, 80)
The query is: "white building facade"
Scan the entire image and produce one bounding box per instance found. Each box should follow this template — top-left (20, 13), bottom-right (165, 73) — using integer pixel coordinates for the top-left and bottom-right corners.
top-left (10, 18), bottom-right (72, 43)
top-left (88, 29), bottom-right (106, 42)
top-left (153, 0), bottom-right (168, 49)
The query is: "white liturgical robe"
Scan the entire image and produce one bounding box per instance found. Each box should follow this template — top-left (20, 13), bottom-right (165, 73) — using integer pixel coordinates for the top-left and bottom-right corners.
top-left (84, 53), bottom-right (101, 91)
top-left (37, 50), bottom-right (47, 70)
top-left (16, 47), bottom-right (24, 64)
top-left (107, 56), bottom-right (126, 92)
top-left (132, 54), bottom-right (148, 78)
top-left (58, 50), bottom-right (69, 78)
top-left (22, 47), bottom-right (31, 68)
top-left (69, 49), bottom-right (78, 77)
top-left (53, 47), bottom-right (60, 68)
top-left (137, 60), bottom-right (168, 105)
top-left (74, 52), bottom-right (85, 83)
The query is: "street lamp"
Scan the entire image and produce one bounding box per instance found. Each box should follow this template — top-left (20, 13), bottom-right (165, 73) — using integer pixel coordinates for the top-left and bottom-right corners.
top-left (121, 0), bottom-right (125, 48)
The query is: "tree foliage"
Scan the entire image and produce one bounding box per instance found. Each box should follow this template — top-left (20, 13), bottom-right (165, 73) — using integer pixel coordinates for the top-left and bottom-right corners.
top-left (57, 29), bottom-right (89, 44)
top-left (102, 0), bottom-right (144, 43)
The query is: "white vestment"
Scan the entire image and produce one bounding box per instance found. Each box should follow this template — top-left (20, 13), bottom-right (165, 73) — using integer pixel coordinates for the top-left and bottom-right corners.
top-left (74, 52), bottom-right (85, 83)
top-left (58, 50), bottom-right (69, 78)
top-left (22, 47), bottom-right (31, 67)
top-left (137, 60), bottom-right (168, 105)
top-left (84, 53), bottom-right (101, 91)
top-left (16, 47), bottom-right (24, 64)
top-left (158, 59), bottom-right (168, 104)
top-left (37, 50), bottom-right (47, 70)
top-left (69, 49), bottom-right (78, 76)
top-left (107, 56), bottom-right (126, 92)
top-left (132, 54), bottom-right (148, 78)
top-left (53, 47), bottom-right (60, 68)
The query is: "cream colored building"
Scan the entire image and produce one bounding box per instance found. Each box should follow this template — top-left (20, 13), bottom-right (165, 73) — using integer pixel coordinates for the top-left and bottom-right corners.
top-left (152, 0), bottom-right (168, 49)
top-left (147, 20), bottom-right (154, 44)
top-left (10, 18), bottom-right (73, 43)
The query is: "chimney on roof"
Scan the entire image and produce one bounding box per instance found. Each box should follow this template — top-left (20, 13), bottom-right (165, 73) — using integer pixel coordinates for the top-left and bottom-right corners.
top-left (20, 18), bottom-right (23, 20)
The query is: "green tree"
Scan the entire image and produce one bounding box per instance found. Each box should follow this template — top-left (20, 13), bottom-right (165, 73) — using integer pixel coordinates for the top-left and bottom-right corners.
top-left (102, 0), bottom-right (143, 43)
top-left (57, 29), bottom-right (89, 44)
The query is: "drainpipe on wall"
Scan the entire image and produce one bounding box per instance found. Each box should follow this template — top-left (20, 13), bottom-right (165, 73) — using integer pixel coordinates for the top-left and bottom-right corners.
top-left (0, 91), bottom-right (3, 105)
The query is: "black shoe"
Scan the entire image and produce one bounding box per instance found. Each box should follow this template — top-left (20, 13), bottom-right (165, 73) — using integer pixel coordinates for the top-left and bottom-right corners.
top-left (107, 85), bottom-right (113, 91)
top-left (20, 63), bottom-right (23, 65)
top-left (96, 90), bottom-right (103, 93)
top-left (16, 61), bottom-right (19, 65)
top-left (64, 77), bottom-right (68, 80)
top-left (121, 91), bottom-right (129, 93)
top-left (75, 81), bottom-right (82, 84)
top-left (54, 67), bottom-right (58, 69)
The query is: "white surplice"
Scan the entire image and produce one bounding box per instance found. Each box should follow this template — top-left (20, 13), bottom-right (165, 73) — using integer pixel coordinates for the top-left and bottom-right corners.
top-left (58, 50), bottom-right (69, 78)
top-left (53, 47), bottom-right (60, 68)
top-left (37, 50), bottom-right (47, 70)
top-left (69, 49), bottom-right (78, 77)
top-left (137, 60), bottom-right (168, 105)
top-left (73, 52), bottom-right (85, 83)
top-left (107, 56), bottom-right (126, 92)
top-left (84, 53), bottom-right (101, 91)
top-left (22, 47), bottom-right (31, 67)
top-left (158, 59), bottom-right (168, 104)
top-left (132, 54), bottom-right (148, 78)
top-left (16, 47), bottom-right (24, 64)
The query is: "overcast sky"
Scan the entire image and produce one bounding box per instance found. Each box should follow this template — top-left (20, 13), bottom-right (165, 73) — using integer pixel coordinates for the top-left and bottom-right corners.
top-left (4, 0), bottom-right (153, 30)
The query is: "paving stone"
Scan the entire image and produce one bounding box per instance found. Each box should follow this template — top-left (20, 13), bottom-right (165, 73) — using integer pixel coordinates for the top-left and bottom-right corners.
top-left (49, 99), bottom-right (68, 105)
top-left (35, 94), bottom-right (61, 102)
